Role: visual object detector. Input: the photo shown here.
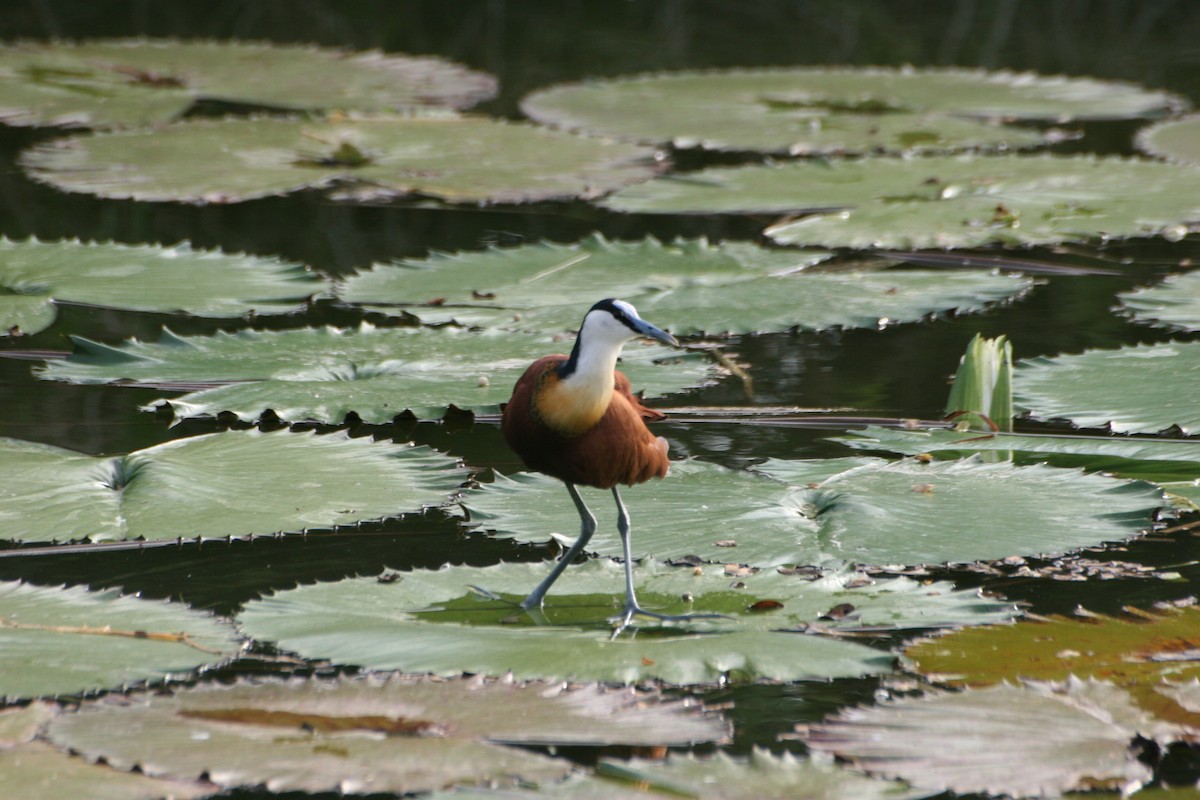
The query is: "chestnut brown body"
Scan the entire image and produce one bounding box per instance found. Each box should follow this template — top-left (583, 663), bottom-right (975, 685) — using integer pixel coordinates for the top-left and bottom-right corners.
top-left (501, 355), bottom-right (669, 490)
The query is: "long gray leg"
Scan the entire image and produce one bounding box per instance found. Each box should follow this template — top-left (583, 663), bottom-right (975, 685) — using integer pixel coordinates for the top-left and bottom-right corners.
top-left (610, 485), bottom-right (728, 636)
top-left (520, 482), bottom-right (596, 610)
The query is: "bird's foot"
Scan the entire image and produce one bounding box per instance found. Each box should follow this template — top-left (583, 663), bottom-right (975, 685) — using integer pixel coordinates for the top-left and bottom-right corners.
top-left (608, 603), bottom-right (727, 637)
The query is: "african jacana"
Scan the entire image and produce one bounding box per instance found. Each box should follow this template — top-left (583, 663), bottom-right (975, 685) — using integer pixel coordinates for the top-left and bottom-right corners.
top-left (501, 298), bottom-right (718, 632)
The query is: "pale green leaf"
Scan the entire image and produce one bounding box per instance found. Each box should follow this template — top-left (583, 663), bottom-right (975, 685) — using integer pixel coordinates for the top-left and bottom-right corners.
top-left (236, 560), bottom-right (923, 684)
top-left (808, 680), bottom-right (1159, 797)
top-left (0, 581), bottom-right (240, 700)
top-left (47, 677), bottom-right (580, 795)
top-left (836, 425), bottom-right (1200, 484)
top-left (464, 458), bottom-right (1162, 569)
top-left (20, 116), bottom-right (660, 204)
top-left (1120, 270), bottom-right (1200, 332)
top-left (1015, 342), bottom-right (1200, 434)
top-left (38, 324), bottom-right (714, 424)
top-left (0, 742), bottom-right (211, 800)
top-left (522, 68), bottom-right (1180, 154)
top-left (0, 39), bottom-right (495, 129)
top-left (342, 235), bottom-right (1030, 334)
top-left (0, 430), bottom-right (465, 543)
top-left (1137, 114), bottom-right (1200, 166)
top-left (0, 238), bottom-right (322, 335)
top-left (945, 334), bottom-right (1013, 431)
top-left (602, 155), bottom-right (1200, 250)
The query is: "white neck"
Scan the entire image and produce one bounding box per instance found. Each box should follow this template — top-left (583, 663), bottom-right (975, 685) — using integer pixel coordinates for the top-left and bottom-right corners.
top-left (560, 333), bottom-right (624, 401)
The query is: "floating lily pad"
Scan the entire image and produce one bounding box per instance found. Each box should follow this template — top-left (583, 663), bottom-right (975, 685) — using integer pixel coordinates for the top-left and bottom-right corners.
top-left (0, 581), bottom-right (240, 700)
top-left (522, 68), bottom-right (1181, 154)
top-left (343, 235), bottom-right (1031, 335)
top-left (807, 679), bottom-right (1166, 798)
top-left (37, 323), bottom-right (711, 424)
top-left (837, 425), bottom-right (1200, 485)
top-left (236, 560), bottom-right (934, 684)
top-left (0, 742), bottom-right (212, 800)
top-left (1120, 271), bottom-right (1200, 332)
top-left (0, 430), bottom-right (465, 543)
top-left (1015, 341), bottom-right (1200, 434)
top-left (47, 677), bottom-right (612, 795)
top-left (0, 238), bottom-right (322, 336)
top-left (464, 458), bottom-right (1161, 569)
top-left (20, 115), bottom-right (660, 204)
top-left (1138, 114), bottom-right (1200, 165)
top-left (602, 155), bottom-right (1200, 250)
top-left (0, 39), bottom-right (496, 129)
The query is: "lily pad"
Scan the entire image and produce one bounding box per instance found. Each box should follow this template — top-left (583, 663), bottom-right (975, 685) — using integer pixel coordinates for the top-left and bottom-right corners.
top-left (1015, 341), bottom-right (1200, 434)
top-left (463, 458), bottom-right (1162, 569)
top-left (836, 425), bottom-right (1200, 484)
top-left (47, 677), bottom-right (601, 795)
top-left (1120, 271), bottom-right (1200, 332)
top-left (0, 238), bottom-right (322, 336)
top-left (602, 155), bottom-right (1200, 250)
top-left (1138, 114), bottom-right (1200, 165)
top-left (0, 742), bottom-right (213, 800)
top-left (344, 235), bottom-right (1031, 335)
top-left (0, 581), bottom-right (240, 700)
top-left (236, 560), bottom-right (928, 684)
top-left (342, 235), bottom-right (1031, 334)
top-left (19, 115), bottom-right (661, 204)
top-left (0, 39), bottom-right (496, 129)
top-left (37, 323), bottom-right (711, 424)
top-left (522, 68), bottom-right (1180, 154)
top-left (807, 679), bottom-right (1165, 798)
top-left (0, 429), bottom-right (465, 543)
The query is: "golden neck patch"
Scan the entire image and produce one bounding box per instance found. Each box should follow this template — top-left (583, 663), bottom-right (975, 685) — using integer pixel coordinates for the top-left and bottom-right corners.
top-left (532, 368), bottom-right (612, 437)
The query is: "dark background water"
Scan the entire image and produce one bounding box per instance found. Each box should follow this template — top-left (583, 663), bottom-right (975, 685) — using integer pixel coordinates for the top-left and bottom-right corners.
top-left (1, 0), bottom-right (1199, 789)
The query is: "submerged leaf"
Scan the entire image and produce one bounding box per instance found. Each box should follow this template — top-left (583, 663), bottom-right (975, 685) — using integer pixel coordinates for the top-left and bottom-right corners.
top-left (38, 323), bottom-right (713, 424)
top-left (0, 238), bottom-right (322, 335)
top-left (236, 560), bottom-right (934, 684)
top-left (20, 116), bottom-right (660, 204)
top-left (1015, 342), bottom-right (1200, 434)
top-left (0, 430), bottom-right (465, 543)
top-left (0, 581), bottom-right (240, 700)
top-left (464, 458), bottom-right (1161, 569)
top-left (808, 680), bottom-right (1159, 797)
top-left (1120, 270), bottom-right (1200, 332)
top-left (522, 68), bottom-right (1180, 154)
top-left (0, 39), bottom-right (496, 129)
top-left (602, 155), bottom-right (1200, 250)
top-left (343, 234), bottom-right (1028, 334)
top-left (905, 605), bottom-right (1200, 730)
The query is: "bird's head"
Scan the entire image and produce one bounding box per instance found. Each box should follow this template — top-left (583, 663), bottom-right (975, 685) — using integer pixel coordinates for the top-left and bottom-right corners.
top-left (580, 298), bottom-right (678, 349)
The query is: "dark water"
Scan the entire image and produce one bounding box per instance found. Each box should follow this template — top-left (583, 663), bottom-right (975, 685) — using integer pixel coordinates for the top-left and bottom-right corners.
top-left (1, 0), bottom-right (1200, 791)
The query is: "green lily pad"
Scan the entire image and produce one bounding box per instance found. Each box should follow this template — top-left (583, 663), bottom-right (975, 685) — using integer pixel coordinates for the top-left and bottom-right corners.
top-left (906, 605), bottom-right (1200, 731)
top-left (0, 39), bottom-right (496, 129)
top-left (522, 68), bottom-right (1180, 155)
top-left (342, 235), bottom-right (1031, 334)
top-left (1137, 114), bottom-right (1200, 165)
top-left (0, 742), bottom-right (212, 800)
top-left (47, 677), bottom-right (595, 795)
top-left (0, 238), bottom-right (322, 336)
top-left (837, 425), bottom-right (1200, 485)
top-left (1120, 271), bottom-right (1200, 332)
top-left (602, 155), bottom-right (1200, 250)
top-left (236, 560), bottom-right (928, 684)
top-left (808, 680), bottom-right (1165, 797)
top-left (37, 323), bottom-right (711, 424)
top-left (20, 115), bottom-right (660, 204)
top-left (1015, 341), bottom-right (1200, 434)
top-left (0, 430), bottom-right (465, 543)
top-left (0, 581), bottom-right (240, 700)
top-left (464, 458), bottom-right (1162, 569)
